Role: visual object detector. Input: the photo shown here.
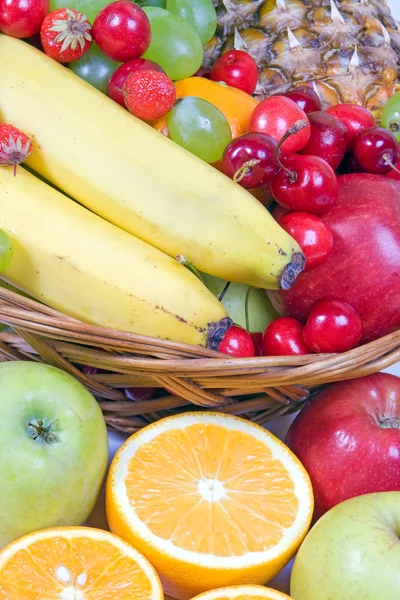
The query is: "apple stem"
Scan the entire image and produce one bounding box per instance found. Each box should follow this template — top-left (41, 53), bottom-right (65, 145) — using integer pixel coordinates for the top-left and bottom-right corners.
top-left (376, 409), bottom-right (400, 429)
top-left (28, 419), bottom-right (59, 444)
top-left (383, 153), bottom-right (400, 176)
top-left (233, 159), bottom-right (261, 184)
top-left (274, 119), bottom-right (308, 184)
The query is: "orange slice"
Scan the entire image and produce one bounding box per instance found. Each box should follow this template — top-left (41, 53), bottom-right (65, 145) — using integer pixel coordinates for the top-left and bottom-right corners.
top-left (190, 585), bottom-right (294, 599)
top-left (106, 412), bottom-right (313, 600)
top-left (0, 526), bottom-right (163, 599)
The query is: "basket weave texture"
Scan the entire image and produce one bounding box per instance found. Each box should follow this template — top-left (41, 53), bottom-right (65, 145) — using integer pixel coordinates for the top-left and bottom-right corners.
top-left (0, 286), bottom-right (398, 434)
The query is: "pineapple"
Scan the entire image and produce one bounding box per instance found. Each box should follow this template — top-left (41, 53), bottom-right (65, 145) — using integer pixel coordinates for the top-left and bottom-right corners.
top-left (205, 0), bottom-right (400, 117)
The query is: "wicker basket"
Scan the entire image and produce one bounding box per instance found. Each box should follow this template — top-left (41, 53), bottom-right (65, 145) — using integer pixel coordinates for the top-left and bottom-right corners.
top-left (0, 285), bottom-right (398, 434)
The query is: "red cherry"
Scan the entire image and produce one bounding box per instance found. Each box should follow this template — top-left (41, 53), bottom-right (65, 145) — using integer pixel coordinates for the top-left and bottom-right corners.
top-left (299, 111), bottom-right (348, 170)
top-left (0, 0), bottom-right (49, 38)
top-left (218, 325), bottom-right (255, 357)
top-left (209, 50), bottom-right (258, 95)
top-left (221, 132), bottom-right (279, 189)
top-left (352, 127), bottom-right (399, 174)
top-left (326, 103), bottom-right (375, 150)
top-left (262, 317), bottom-right (311, 356)
top-left (345, 153), bottom-right (365, 173)
top-left (125, 387), bottom-right (156, 401)
top-left (124, 70), bottom-right (176, 121)
top-left (271, 203), bottom-right (290, 222)
top-left (82, 365), bottom-right (100, 375)
top-left (283, 86), bottom-right (322, 114)
top-left (271, 154), bottom-right (339, 214)
top-left (250, 332), bottom-right (263, 356)
top-left (193, 65), bottom-right (211, 79)
top-left (279, 212), bottom-right (334, 270)
top-left (93, 0), bottom-right (151, 62)
top-left (249, 96), bottom-right (311, 155)
top-left (40, 8), bottom-right (92, 63)
top-left (303, 297), bottom-right (363, 353)
top-left (107, 58), bottom-right (165, 107)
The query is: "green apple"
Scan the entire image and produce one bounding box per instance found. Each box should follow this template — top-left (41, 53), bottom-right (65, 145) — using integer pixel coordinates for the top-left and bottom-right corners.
top-left (0, 361), bottom-right (108, 548)
top-left (202, 273), bottom-right (278, 332)
top-left (291, 492), bottom-right (400, 600)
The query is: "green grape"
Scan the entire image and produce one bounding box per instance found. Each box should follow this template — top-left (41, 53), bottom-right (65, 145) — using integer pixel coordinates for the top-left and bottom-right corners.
top-left (49, 0), bottom-right (113, 23)
top-left (0, 230), bottom-right (13, 272)
top-left (146, 0), bottom-right (166, 6)
top-left (381, 91), bottom-right (400, 142)
top-left (69, 43), bottom-right (120, 94)
top-left (143, 7), bottom-right (203, 80)
top-left (167, 0), bottom-right (216, 45)
top-left (168, 97), bottom-right (232, 163)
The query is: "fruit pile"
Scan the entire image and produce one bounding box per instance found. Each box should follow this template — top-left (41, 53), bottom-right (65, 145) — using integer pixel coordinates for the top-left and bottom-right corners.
top-left (1, 360), bottom-right (400, 600)
top-left (0, 0), bottom-right (399, 360)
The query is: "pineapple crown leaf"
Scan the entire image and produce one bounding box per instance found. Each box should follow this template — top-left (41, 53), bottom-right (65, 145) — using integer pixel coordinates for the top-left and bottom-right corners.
top-left (349, 45), bottom-right (360, 70)
top-left (330, 0), bottom-right (345, 24)
top-left (287, 27), bottom-right (301, 50)
top-left (380, 22), bottom-right (391, 45)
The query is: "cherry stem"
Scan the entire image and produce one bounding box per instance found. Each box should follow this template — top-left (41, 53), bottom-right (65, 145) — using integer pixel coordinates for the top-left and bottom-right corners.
top-left (13, 161), bottom-right (17, 177)
top-left (218, 281), bottom-right (231, 302)
top-left (274, 119), bottom-right (308, 183)
top-left (233, 159), bottom-right (261, 184)
top-left (175, 254), bottom-right (204, 284)
top-left (383, 153), bottom-right (400, 176)
top-left (244, 286), bottom-right (252, 332)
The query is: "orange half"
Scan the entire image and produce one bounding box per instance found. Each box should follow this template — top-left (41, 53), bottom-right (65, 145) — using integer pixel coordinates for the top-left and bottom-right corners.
top-left (190, 585), bottom-right (294, 599)
top-left (0, 526), bottom-right (163, 599)
top-left (106, 412), bottom-right (313, 600)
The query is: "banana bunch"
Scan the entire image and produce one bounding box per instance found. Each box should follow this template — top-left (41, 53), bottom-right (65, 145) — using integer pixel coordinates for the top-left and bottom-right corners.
top-left (0, 34), bottom-right (304, 293)
top-left (0, 167), bottom-right (229, 347)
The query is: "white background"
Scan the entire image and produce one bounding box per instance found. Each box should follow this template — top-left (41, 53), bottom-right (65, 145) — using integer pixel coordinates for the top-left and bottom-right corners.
top-left (88, 1), bottom-right (400, 595)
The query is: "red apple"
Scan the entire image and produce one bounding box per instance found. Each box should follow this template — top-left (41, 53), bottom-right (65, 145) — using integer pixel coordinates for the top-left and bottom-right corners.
top-left (267, 174), bottom-right (400, 343)
top-left (286, 373), bottom-right (400, 519)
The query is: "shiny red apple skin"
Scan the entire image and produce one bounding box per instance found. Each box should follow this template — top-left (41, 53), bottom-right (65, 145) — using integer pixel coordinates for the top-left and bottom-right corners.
top-left (267, 174), bottom-right (400, 343)
top-left (286, 373), bottom-right (400, 519)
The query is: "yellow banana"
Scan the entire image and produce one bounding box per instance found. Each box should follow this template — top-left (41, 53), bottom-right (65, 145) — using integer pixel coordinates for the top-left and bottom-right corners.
top-left (0, 166), bottom-right (230, 347)
top-left (0, 34), bottom-right (304, 290)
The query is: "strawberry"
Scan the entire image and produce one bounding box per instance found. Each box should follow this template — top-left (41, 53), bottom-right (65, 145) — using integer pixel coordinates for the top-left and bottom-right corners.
top-left (40, 8), bottom-right (92, 63)
top-left (0, 125), bottom-right (32, 176)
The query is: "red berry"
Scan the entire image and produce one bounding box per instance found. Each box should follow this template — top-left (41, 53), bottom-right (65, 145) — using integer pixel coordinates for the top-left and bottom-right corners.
top-left (40, 8), bottom-right (92, 63)
top-left (352, 127), bottom-right (399, 174)
top-left (0, 124), bottom-right (32, 175)
top-left (193, 65), bottom-right (211, 79)
top-left (262, 317), bottom-right (311, 356)
top-left (221, 132), bottom-right (279, 189)
top-left (271, 155), bottom-right (339, 214)
top-left (93, 0), bottom-right (151, 62)
top-left (107, 58), bottom-right (165, 107)
top-left (0, 0), bottom-right (48, 38)
top-left (209, 50), bottom-right (258, 95)
top-left (279, 212), bottom-right (334, 270)
top-left (249, 97), bottom-right (311, 155)
top-left (303, 297), bottom-right (363, 353)
top-left (218, 325), bottom-right (255, 357)
top-left (299, 111), bottom-right (348, 170)
top-left (82, 365), bottom-right (99, 375)
top-left (326, 103), bottom-right (375, 150)
top-left (250, 332), bottom-right (263, 357)
top-left (124, 387), bottom-right (156, 401)
top-left (124, 70), bottom-right (176, 121)
top-left (283, 86), bottom-right (322, 114)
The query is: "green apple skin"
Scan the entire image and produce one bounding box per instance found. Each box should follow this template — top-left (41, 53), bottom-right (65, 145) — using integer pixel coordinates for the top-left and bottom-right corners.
top-left (202, 274), bottom-right (278, 332)
top-left (291, 492), bottom-right (400, 600)
top-left (0, 362), bottom-right (108, 549)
